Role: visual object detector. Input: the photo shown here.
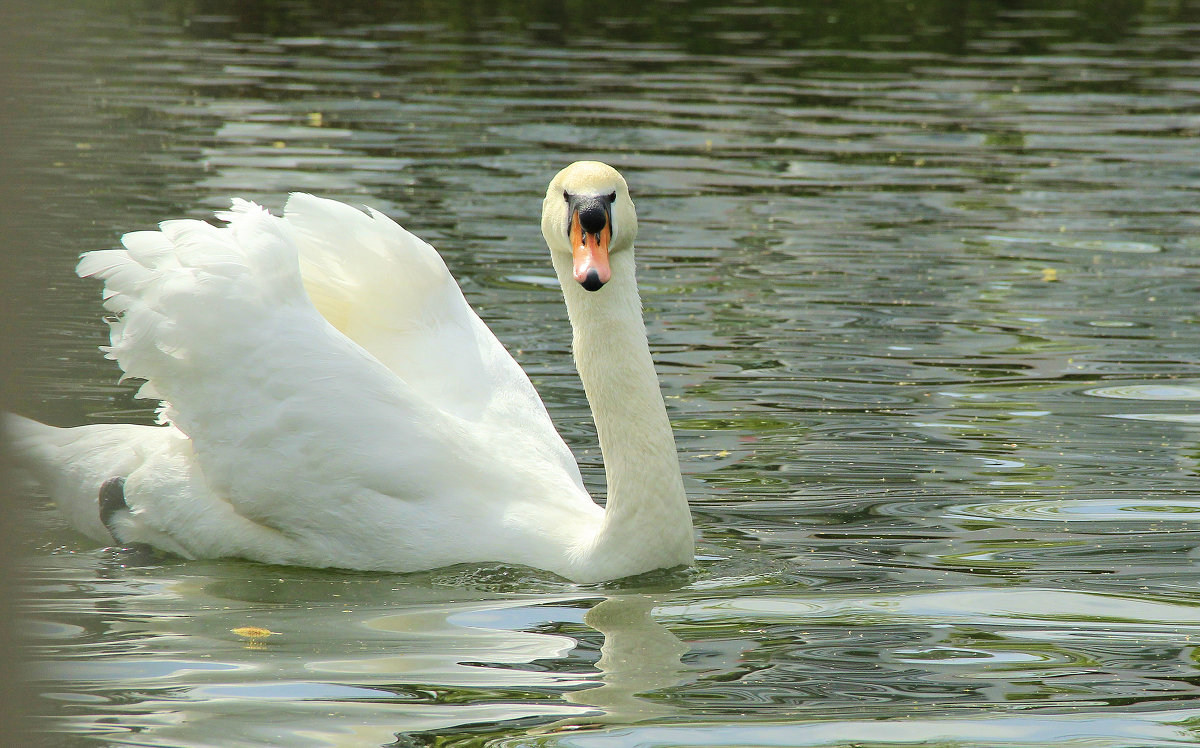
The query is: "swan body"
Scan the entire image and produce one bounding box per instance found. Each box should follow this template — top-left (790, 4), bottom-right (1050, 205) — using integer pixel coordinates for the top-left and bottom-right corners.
top-left (5, 162), bottom-right (693, 583)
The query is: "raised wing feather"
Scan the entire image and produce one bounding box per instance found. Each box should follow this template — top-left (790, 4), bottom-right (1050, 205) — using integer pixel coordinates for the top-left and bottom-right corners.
top-left (73, 199), bottom-right (580, 537)
top-left (282, 194), bottom-right (582, 484)
top-left (75, 199), bottom-right (571, 537)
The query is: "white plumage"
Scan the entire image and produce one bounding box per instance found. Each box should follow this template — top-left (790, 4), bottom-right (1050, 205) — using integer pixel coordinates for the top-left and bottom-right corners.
top-left (5, 162), bottom-right (694, 583)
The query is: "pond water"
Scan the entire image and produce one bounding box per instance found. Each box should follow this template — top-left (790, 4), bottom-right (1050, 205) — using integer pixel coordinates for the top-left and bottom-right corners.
top-left (9, 1), bottom-right (1200, 745)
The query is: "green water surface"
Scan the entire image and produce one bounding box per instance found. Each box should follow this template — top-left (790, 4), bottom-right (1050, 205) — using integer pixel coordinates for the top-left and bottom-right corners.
top-left (9, 1), bottom-right (1200, 745)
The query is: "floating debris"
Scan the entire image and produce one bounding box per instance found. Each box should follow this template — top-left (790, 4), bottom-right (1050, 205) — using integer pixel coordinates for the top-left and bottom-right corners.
top-left (231, 626), bottom-right (279, 639)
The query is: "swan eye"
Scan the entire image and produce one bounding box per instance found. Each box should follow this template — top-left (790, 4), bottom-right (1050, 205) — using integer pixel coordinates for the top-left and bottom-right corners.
top-left (563, 190), bottom-right (570, 202)
top-left (607, 191), bottom-right (617, 203)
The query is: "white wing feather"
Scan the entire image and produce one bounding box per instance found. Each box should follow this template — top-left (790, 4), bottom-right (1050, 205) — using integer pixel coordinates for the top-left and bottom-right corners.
top-left (282, 194), bottom-right (581, 482)
top-left (73, 198), bottom-right (585, 562)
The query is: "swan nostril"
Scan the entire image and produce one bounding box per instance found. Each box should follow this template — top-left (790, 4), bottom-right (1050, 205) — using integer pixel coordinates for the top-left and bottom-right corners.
top-left (580, 269), bottom-right (605, 292)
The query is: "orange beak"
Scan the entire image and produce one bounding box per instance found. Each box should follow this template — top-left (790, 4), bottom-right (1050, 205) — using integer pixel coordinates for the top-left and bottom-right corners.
top-left (569, 209), bottom-right (612, 292)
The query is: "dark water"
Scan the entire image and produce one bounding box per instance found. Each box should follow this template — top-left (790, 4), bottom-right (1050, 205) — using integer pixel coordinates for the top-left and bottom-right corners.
top-left (10, 1), bottom-right (1200, 745)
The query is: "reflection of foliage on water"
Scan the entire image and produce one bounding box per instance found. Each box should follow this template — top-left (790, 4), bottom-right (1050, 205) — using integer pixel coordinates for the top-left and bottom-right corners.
top-left (108, 0), bottom-right (1191, 59)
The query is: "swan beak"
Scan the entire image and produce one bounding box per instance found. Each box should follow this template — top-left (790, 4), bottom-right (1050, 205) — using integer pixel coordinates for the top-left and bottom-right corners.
top-left (568, 198), bottom-right (612, 292)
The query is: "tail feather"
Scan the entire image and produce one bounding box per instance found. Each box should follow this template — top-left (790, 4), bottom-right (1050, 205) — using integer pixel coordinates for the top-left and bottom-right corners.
top-left (3, 413), bottom-right (172, 542)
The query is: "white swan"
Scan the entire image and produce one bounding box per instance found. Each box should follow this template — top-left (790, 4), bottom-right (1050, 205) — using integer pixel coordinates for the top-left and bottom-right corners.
top-left (5, 161), bottom-right (694, 583)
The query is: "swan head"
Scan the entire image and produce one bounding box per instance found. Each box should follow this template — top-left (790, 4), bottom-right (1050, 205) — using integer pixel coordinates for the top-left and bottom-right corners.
top-left (542, 161), bottom-right (638, 292)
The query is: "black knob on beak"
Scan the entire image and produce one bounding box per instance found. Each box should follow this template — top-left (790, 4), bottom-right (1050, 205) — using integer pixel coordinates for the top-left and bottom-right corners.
top-left (577, 201), bottom-right (608, 235)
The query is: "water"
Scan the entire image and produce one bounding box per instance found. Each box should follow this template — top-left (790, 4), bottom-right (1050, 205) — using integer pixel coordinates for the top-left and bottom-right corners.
top-left (10, 1), bottom-right (1200, 745)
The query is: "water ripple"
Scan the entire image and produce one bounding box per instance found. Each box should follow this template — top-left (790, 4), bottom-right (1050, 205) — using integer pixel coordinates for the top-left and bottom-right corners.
top-left (16, 1), bottom-right (1200, 745)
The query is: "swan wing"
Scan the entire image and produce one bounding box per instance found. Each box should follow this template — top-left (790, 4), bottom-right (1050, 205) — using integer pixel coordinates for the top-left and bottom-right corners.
top-left (74, 201), bottom-right (545, 542)
top-left (282, 194), bottom-right (582, 484)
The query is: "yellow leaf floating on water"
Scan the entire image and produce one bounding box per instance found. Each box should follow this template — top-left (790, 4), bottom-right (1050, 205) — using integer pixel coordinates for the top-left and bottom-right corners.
top-left (231, 626), bottom-right (279, 639)
top-left (1041, 268), bottom-right (1058, 282)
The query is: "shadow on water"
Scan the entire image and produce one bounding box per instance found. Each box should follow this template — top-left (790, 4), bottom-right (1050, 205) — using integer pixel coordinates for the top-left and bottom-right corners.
top-left (10, 0), bottom-right (1200, 745)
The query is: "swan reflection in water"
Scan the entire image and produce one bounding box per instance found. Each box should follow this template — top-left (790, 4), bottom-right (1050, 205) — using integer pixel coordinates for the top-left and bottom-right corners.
top-left (561, 594), bottom-right (693, 725)
top-left (292, 589), bottom-right (693, 743)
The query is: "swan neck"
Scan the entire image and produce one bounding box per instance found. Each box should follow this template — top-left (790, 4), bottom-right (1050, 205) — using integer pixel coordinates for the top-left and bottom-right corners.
top-left (553, 249), bottom-right (693, 574)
